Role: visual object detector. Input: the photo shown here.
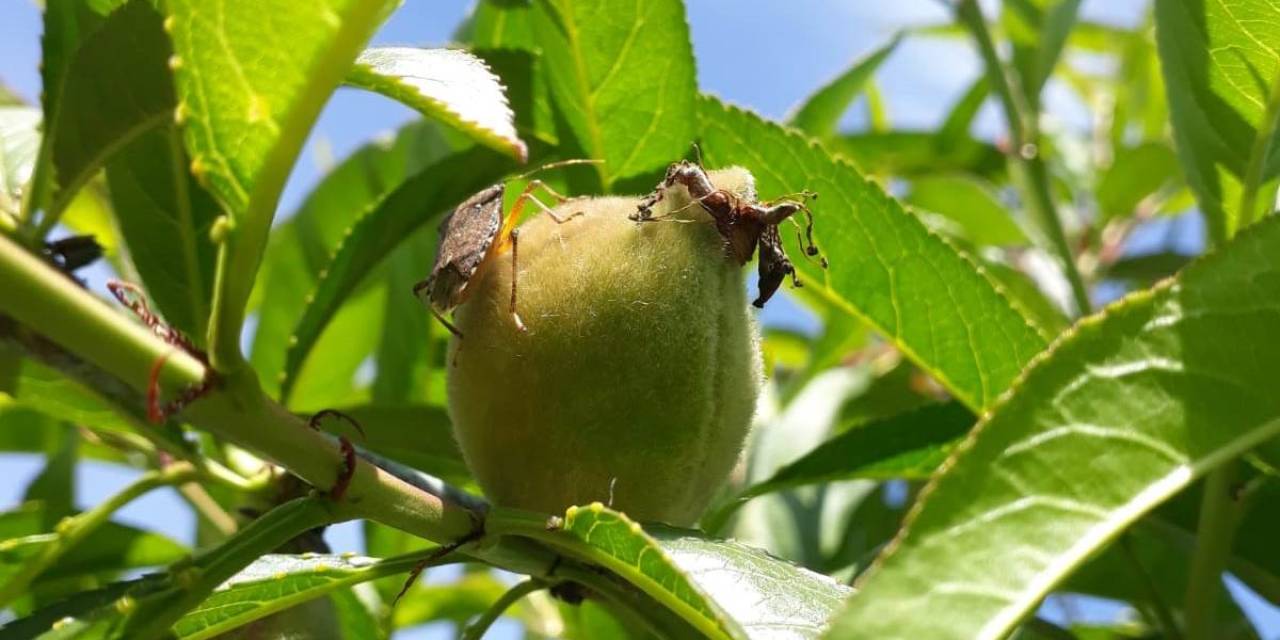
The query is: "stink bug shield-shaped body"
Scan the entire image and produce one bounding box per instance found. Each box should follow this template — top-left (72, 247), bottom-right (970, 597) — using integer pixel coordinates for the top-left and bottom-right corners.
top-left (416, 173), bottom-right (584, 336)
top-left (417, 184), bottom-right (505, 336)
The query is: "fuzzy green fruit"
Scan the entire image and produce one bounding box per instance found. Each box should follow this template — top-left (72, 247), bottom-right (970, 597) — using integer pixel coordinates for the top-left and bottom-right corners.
top-left (446, 168), bottom-right (763, 525)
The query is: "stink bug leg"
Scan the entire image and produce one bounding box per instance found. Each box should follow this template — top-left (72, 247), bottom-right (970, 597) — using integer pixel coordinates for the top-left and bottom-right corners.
top-left (496, 180), bottom-right (586, 332)
top-left (417, 159), bottom-right (598, 337)
top-left (108, 280), bottom-right (216, 423)
top-left (307, 409), bottom-right (366, 501)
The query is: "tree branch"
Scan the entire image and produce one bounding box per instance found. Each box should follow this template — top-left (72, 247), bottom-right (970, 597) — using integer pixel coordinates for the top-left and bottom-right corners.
top-left (0, 233), bottom-right (478, 547)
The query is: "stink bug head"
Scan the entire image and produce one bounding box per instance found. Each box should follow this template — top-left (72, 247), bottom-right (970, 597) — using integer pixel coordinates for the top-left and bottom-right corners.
top-left (634, 159), bottom-right (825, 307)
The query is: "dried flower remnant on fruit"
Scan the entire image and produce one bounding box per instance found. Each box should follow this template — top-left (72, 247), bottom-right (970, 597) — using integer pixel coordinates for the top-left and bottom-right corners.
top-left (633, 160), bottom-right (825, 307)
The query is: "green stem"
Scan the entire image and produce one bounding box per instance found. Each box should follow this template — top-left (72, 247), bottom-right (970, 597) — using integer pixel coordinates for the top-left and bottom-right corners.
top-left (177, 482), bottom-right (239, 538)
top-left (955, 0), bottom-right (1092, 315)
top-left (0, 462), bottom-right (199, 608)
top-left (1235, 67), bottom-right (1280, 234)
top-left (0, 234), bottom-right (478, 546)
top-left (461, 579), bottom-right (546, 640)
top-left (1184, 460), bottom-right (1244, 640)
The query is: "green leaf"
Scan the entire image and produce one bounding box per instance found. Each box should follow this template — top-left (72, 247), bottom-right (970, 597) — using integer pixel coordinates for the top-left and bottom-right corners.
top-left (0, 402), bottom-right (61, 454)
top-left (654, 526), bottom-right (854, 639)
top-left (23, 427), bottom-right (77, 527)
top-left (314, 405), bottom-right (468, 483)
top-left (167, 0), bottom-right (398, 367)
top-left (469, 0), bottom-right (559, 145)
top-left (698, 96), bottom-right (1047, 411)
top-left (44, 0), bottom-right (175, 222)
top-left (371, 229), bottom-right (436, 405)
top-left (788, 35), bottom-right (901, 139)
top-left (171, 552), bottom-right (431, 640)
top-left (981, 260), bottom-right (1070, 335)
top-left (248, 120), bottom-right (449, 397)
top-left (828, 214), bottom-right (1280, 639)
top-left (937, 77), bottom-right (990, 150)
top-left (1096, 142), bottom-right (1180, 222)
top-left (105, 126), bottom-right (220, 342)
top-left (0, 509), bottom-right (186, 584)
top-left (1065, 531), bottom-right (1254, 637)
top-left (328, 588), bottom-right (381, 640)
top-left (278, 147), bottom-right (511, 402)
top-left (346, 47), bottom-right (528, 161)
top-left (1104, 251), bottom-right (1194, 285)
top-left (0, 106), bottom-right (40, 217)
top-left (906, 174), bottom-right (1028, 246)
top-left (391, 571), bottom-right (512, 628)
top-left (1155, 0), bottom-right (1280, 243)
top-left (728, 402), bottom-right (972, 508)
top-left (284, 280), bottom-right (385, 412)
top-left (0, 574), bottom-right (160, 639)
top-left (24, 0), bottom-right (116, 218)
top-left (6, 497), bottom-right (333, 639)
top-left (516, 503), bottom-right (853, 639)
top-left (10, 360), bottom-right (138, 436)
top-left (832, 130), bottom-right (1005, 178)
top-left (531, 0), bottom-right (698, 184)
top-left (166, 0), bottom-right (392, 217)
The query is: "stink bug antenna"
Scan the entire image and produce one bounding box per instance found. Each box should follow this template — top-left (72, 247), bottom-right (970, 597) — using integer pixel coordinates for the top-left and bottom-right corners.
top-left (646, 188), bottom-right (735, 222)
top-left (511, 158), bottom-right (603, 182)
top-left (691, 142), bottom-right (705, 167)
top-left (788, 201), bottom-right (827, 267)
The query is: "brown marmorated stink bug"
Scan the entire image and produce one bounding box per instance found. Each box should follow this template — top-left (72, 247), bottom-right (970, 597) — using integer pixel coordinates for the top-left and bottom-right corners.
top-left (632, 159), bottom-right (825, 307)
top-left (414, 160), bottom-right (597, 337)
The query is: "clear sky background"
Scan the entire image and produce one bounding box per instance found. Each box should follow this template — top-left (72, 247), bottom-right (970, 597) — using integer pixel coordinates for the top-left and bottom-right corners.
top-left (1, 1), bottom-right (1276, 638)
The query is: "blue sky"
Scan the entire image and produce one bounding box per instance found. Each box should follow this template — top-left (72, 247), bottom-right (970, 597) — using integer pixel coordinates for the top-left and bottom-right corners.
top-left (1, 1), bottom-right (1276, 638)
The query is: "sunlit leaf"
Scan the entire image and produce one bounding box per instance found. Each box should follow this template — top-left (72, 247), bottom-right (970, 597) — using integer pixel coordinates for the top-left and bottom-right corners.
top-left (528, 503), bottom-right (853, 639)
top-left (906, 174), bottom-right (1027, 246)
top-left (1155, 0), bottom-right (1280, 243)
top-left (699, 96), bottom-right (1048, 411)
top-left (531, 0), bottom-right (697, 184)
top-left (3, 498), bottom-right (332, 639)
top-left (0, 106), bottom-right (40, 216)
top-left (171, 553), bottom-right (427, 639)
top-left (0, 504), bottom-right (186, 584)
top-left (830, 214), bottom-right (1280, 639)
top-left (469, 0), bottom-right (559, 144)
top-left (166, 0), bottom-right (400, 363)
top-left (347, 47), bottom-right (528, 161)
